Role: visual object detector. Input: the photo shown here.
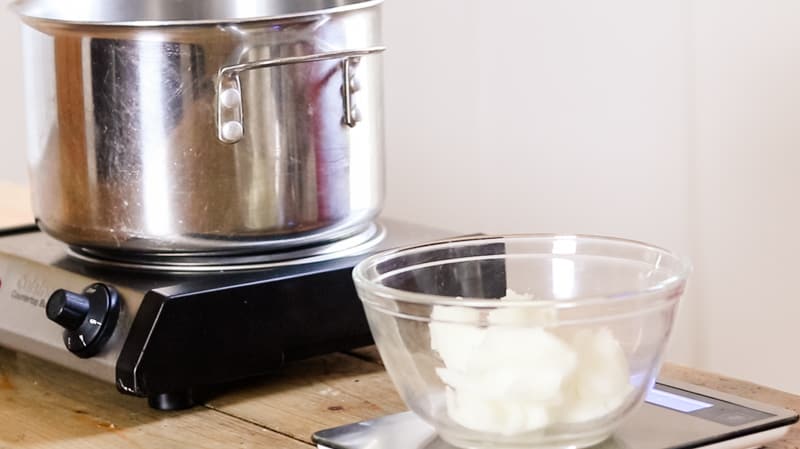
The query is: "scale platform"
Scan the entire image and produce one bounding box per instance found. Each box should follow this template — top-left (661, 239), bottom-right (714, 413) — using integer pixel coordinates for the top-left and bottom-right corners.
top-left (313, 379), bottom-right (798, 449)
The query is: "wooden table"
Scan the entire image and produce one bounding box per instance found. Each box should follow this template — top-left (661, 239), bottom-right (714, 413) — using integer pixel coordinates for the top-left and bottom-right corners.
top-left (1, 183), bottom-right (798, 448)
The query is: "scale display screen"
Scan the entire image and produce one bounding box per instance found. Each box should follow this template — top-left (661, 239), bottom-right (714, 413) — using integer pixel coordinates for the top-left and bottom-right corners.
top-left (647, 387), bottom-right (714, 413)
top-left (648, 383), bottom-right (775, 427)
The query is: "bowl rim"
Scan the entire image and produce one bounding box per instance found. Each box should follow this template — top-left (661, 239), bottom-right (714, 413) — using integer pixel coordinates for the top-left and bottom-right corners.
top-left (352, 233), bottom-right (692, 310)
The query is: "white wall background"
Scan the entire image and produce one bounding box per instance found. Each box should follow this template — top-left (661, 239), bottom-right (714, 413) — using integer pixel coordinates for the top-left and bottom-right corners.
top-left (691, 0), bottom-right (800, 393)
top-left (1, 1), bottom-right (799, 393)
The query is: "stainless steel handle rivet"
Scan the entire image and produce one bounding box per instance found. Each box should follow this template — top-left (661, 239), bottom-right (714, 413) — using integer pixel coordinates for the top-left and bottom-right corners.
top-left (220, 88), bottom-right (242, 109)
top-left (221, 121), bottom-right (244, 142)
top-left (340, 78), bottom-right (362, 94)
top-left (350, 106), bottom-right (362, 124)
top-left (350, 77), bottom-right (361, 92)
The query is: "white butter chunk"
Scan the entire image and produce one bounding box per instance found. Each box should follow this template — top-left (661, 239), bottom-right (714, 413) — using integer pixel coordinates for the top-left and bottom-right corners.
top-left (446, 386), bottom-right (550, 436)
top-left (557, 328), bottom-right (633, 423)
top-left (488, 289), bottom-right (557, 326)
top-left (430, 290), bottom-right (632, 435)
top-left (429, 306), bottom-right (485, 373)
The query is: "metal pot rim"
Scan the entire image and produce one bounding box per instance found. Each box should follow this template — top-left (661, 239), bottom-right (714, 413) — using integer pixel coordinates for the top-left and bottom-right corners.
top-left (12, 0), bottom-right (383, 28)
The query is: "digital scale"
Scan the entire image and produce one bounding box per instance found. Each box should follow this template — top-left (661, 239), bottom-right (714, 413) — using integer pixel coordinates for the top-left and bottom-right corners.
top-left (313, 379), bottom-right (798, 449)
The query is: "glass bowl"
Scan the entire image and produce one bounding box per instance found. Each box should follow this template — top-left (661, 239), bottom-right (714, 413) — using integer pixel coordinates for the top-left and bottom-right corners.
top-left (352, 234), bottom-right (691, 449)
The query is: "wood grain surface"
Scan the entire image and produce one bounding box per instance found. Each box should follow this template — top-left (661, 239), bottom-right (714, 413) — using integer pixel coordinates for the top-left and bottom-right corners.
top-left (1, 345), bottom-right (799, 449)
top-left (0, 348), bottom-right (309, 449)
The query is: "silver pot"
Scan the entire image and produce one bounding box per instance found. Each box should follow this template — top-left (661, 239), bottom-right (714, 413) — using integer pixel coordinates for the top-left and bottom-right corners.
top-left (14, 0), bottom-right (385, 254)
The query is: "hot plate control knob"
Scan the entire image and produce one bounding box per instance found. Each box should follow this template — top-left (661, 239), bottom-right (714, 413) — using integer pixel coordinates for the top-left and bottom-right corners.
top-left (46, 290), bottom-right (90, 330)
top-left (45, 283), bottom-right (120, 359)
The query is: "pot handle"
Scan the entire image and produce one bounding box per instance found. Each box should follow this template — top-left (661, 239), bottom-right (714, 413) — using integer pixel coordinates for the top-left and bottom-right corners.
top-left (216, 46), bottom-right (386, 144)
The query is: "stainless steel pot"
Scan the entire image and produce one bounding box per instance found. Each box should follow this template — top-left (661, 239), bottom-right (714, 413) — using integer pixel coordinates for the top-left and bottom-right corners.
top-left (14, 0), bottom-right (385, 254)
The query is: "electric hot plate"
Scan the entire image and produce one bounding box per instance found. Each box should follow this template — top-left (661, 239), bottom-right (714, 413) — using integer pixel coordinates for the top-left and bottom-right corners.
top-left (0, 219), bottom-right (454, 410)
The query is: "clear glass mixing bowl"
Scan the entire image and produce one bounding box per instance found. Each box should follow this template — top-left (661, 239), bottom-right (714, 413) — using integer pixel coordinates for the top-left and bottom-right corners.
top-left (352, 234), bottom-right (691, 449)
